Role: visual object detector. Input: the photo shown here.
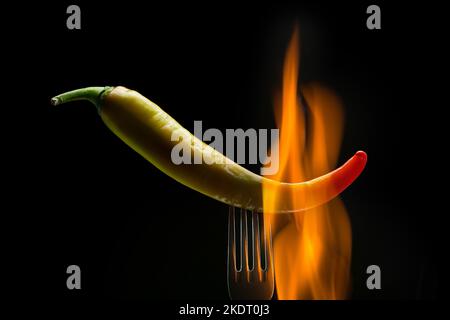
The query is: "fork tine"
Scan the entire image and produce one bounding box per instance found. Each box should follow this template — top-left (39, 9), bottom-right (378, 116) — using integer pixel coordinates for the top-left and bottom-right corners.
top-left (227, 206), bottom-right (237, 280)
top-left (263, 214), bottom-right (274, 280)
top-left (252, 211), bottom-right (263, 280)
top-left (241, 208), bottom-right (249, 275)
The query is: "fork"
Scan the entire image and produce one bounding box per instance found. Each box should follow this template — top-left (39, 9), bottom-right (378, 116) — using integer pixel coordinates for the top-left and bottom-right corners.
top-left (227, 206), bottom-right (274, 300)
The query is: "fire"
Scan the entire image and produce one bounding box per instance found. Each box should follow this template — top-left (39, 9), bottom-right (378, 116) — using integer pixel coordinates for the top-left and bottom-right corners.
top-left (263, 26), bottom-right (352, 299)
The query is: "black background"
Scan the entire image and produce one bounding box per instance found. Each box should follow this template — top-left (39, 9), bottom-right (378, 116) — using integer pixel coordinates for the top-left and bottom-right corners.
top-left (6, 0), bottom-right (441, 312)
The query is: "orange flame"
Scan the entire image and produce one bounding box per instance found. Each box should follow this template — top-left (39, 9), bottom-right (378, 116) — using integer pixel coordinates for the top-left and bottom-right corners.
top-left (263, 26), bottom-right (352, 299)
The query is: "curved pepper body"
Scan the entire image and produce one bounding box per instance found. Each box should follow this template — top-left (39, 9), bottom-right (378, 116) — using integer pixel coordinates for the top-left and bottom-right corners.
top-left (52, 86), bottom-right (367, 213)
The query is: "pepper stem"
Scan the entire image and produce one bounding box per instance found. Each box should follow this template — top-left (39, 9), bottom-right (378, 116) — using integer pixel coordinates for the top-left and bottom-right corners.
top-left (51, 86), bottom-right (113, 111)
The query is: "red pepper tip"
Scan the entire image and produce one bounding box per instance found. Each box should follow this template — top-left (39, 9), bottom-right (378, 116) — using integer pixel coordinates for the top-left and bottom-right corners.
top-left (355, 150), bottom-right (367, 163)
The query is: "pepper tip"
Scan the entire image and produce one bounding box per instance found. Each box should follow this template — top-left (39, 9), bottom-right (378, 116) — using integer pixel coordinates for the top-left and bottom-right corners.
top-left (355, 151), bottom-right (367, 163)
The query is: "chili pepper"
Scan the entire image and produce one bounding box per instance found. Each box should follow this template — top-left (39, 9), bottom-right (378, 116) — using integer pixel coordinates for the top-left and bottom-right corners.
top-left (52, 86), bottom-right (367, 213)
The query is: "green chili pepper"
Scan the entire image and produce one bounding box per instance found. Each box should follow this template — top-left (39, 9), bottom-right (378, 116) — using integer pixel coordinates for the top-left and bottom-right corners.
top-left (52, 86), bottom-right (366, 213)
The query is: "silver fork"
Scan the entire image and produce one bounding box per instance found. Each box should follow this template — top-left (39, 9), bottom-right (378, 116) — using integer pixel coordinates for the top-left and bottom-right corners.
top-left (227, 206), bottom-right (274, 300)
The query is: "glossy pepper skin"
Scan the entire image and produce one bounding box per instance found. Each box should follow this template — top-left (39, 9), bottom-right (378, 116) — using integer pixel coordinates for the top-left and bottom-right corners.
top-left (52, 86), bottom-right (367, 213)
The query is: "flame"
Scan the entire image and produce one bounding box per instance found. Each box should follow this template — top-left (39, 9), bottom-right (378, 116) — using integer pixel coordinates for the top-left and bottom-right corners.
top-left (263, 26), bottom-right (352, 299)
